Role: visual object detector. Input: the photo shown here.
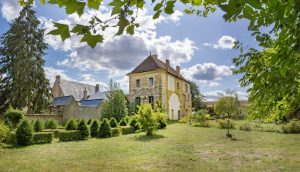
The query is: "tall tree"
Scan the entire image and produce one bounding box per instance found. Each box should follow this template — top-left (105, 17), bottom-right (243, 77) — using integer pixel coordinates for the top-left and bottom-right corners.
top-left (0, 4), bottom-right (50, 113)
top-left (190, 82), bottom-right (206, 111)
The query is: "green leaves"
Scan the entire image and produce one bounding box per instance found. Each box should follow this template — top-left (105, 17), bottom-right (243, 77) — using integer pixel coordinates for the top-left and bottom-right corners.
top-left (48, 22), bottom-right (70, 41)
top-left (165, 1), bottom-right (175, 14)
top-left (80, 33), bottom-right (103, 48)
top-left (71, 24), bottom-right (90, 35)
top-left (65, 0), bottom-right (86, 16)
top-left (87, 0), bottom-right (102, 9)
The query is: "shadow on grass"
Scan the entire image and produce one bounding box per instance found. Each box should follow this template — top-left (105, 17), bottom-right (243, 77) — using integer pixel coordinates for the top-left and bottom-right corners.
top-left (133, 134), bottom-right (166, 142)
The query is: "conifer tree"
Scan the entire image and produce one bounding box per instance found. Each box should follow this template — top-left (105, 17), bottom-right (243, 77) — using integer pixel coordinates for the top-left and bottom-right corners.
top-left (0, 4), bottom-right (50, 113)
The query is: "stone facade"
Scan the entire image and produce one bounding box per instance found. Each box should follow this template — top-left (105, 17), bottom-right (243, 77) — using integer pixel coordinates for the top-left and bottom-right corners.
top-left (127, 55), bottom-right (192, 120)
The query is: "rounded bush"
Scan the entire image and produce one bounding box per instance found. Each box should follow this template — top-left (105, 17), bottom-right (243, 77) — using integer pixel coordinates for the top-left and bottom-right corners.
top-left (45, 119), bottom-right (58, 129)
top-left (87, 118), bottom-right (93, 125)
top-left (109, 118), bottom-right (118, 128)
top-left (66, 119), bottom-right (77, 130)
top-left (4, 108), bottom-right (25, 127)
top-left (77, 119), bottom-right (89, 139)
top-left (98, 118), bottom-right (111, 138)
top-left (0, 121), bottom-right (9, 143)
top-left (34, 119), bottom-right (44, 132)
top-left (158, 119), bottom-right (167, 129)
top-left (16, 120), bottom-right (33, 146)
top-left (239, 123), bottom-right (251, 131)
top-left (119, 118), bottom-right (127, 126)
top-left (90, 120), bottom-right (99, 137)
top-left (218, 119), bottom-right (234, 129)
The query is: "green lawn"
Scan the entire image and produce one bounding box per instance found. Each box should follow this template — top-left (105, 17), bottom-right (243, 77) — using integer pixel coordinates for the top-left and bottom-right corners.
top-left (1, 123), bottom-right (300, 172)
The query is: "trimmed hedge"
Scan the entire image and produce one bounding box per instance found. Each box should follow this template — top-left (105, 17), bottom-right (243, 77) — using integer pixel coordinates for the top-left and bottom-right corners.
top-left (111, 128), bottom-right (121, 137)
top-left (32, 132), bottom-right (53, 144)
top-left (77, 119), bottom-right (89, 139)
top-left (239, 123), bottom-right (252, 131)
top-left (129, 117), bottom-right (140, 131)
top-left (58, 130), bottom-right (82, 142)
top-left (45, 119), bottom-right (58, 129)
top-left (34, 119), bottom-right (44, 132)
top-left (0, 121), bottom-right (9, 143)
top-left (109, 118), bottom-right (118, 128)
top-left (42, 129), bottom-right (60, 138)
top-left (4, 108), bottom-right (25, 127)
top-left (120, 126), bottom-right (135, 135)
top-left (119, 118), bottom-right (127, 126)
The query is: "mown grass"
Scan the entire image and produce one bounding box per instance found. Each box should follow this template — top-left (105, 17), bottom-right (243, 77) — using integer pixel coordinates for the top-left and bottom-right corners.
top-left (0, 122), bottom-right (300, 172)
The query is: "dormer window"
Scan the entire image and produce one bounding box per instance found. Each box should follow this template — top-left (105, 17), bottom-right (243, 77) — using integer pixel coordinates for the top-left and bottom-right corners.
top-left (136, 79), bottom-right (140, 88)
top-left (149, 78), bottom-right (154, 86)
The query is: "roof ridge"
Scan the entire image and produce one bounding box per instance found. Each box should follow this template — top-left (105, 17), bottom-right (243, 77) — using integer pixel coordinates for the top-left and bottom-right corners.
top-left (60, 79), bottom-right (95, 87)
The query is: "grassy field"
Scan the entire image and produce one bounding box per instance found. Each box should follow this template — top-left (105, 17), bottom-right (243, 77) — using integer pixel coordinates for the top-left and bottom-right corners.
top-left (0, 122), bottom-right (300, 172)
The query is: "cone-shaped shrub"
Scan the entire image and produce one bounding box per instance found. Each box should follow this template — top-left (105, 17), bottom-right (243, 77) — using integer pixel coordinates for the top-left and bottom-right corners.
top-left (34, 119), bottom-right (44, 132)
top-left (77, 119), bottom-right (89, 139)
top-left (124, 115), bottom-right (130, 124)
top-left (90, 120), bottom-right (99, 137)
top-left (109, 118), bottom-right (118, 128)
top-left (98, 118), bottom-right (111, 138)
top-left (87, 118), bottom-right (93, 125)
top-left (129, 117), bottom-right (139, 131)
top-left (16, 120), bottom-right (33, 145)
top-left (66, 119), bottom-right (77, 130)
top-left (45, 119), bottom-right (58, 129)
top-left (119, 118), bottom-right (127, 126)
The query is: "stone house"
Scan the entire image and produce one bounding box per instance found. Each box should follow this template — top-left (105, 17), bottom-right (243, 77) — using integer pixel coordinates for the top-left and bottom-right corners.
top-left (127, 55), bottom-right (192, 120)
top-left (50, 75), bottom-right (107, 122)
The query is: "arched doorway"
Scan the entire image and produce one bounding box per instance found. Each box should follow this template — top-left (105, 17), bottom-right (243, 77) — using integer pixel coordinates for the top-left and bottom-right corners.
top-left (168, 93), bottom-right (180, 120)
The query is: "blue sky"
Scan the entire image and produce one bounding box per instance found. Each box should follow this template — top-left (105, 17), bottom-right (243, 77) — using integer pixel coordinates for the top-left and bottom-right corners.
top-left (0, 0), bottom-right (258, 101)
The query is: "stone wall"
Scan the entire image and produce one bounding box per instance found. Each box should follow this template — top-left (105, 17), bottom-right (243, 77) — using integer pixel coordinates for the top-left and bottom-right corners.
top-left (26, 114), bottom-right (63, 124)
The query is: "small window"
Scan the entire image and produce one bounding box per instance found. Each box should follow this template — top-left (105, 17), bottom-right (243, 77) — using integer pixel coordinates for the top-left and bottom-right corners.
top-left (136, 79), bottom-right (140, 88)
top-left (148, 96), bottom-right (154, 104)
top-left (185, 84), bottom-right (188, 92)
top-left (135, 97), bottom-right (141, 105)
top-left (149, 78), bottom-right (154, 86)
top-left (177, 82), bottom-right (179, 89)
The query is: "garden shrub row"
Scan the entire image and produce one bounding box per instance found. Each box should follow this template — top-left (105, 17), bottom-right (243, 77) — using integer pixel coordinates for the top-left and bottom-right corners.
top-left (120, 126), bottom-right (135, 135)
top-left (111, 128), bottom-right (120, 137)
top-left (32, 132), bottom-right (53, 144)
top-left (58, 130), bottom-right (82, 142)
top-left (282, 121), bottom-right (300, 134)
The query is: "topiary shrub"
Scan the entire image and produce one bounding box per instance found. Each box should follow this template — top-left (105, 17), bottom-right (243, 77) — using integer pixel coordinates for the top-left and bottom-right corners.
top-left (119, 118), bottom-right (127, 126)
top-left (32, 132), bottom-right (53, 144)
top-left (129, 117), bottom-right (140, 131)
top-left (34, 119), bottom-right (44, 132)
top-left (111, 128), bottom-right (121, 137)
top-left (282, 121), bottom-right (300, 133)
top-left (87, 118), bottom-right (93, 125)
top-left (109, 117), bottom-right (118, 128)
top-left (16, 120), bottom-right (33, 146)
top-left (120, 126), bottom-right (135, 135)
top-left (239, 123), bottom-right (252, 131)
top-left (90, 120), bottom-right (99, 137)
top-left (124, 115), bottom-right (130, 124)
top-left (4, 107), bottom-right (25, 128)
top-left (0, 121), bottom-right (9, 143)
top-left (218, 119), bottom-right (235, 129)
top-left (98, 118), bottom-right (111, 138)
top-left (45, 119), bottom-right (58, 129)
top-left (66, 119), bottom-right (77, 130)
top-left (58, 130), bottom-right (82, 142)
top-left (158, 119), bottom-right (167, 129)
top-left (77, 119), bottom-right (89, 139)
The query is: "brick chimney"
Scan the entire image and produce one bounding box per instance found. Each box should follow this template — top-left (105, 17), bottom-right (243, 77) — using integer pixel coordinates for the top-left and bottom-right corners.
top-left (95, 84), bottom-right (99, 93)
top-left (166, 59), bottom-right (170, 71)
top-left (56, 75), bottom-right (60, 83)
top-left (176, 66), bottom-right (180, 76)
top-left (83, 88), bottom-right (87, 100)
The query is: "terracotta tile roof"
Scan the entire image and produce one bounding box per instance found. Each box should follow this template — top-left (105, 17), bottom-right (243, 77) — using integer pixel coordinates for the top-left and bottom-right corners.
top-left (128, 55), bottom-right (190, 83)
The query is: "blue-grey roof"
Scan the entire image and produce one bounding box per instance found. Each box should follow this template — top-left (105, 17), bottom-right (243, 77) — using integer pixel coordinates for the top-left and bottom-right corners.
top-left (88, 91), bottom-right (108, 100)
top-left (51, 96), bottom-right (74, 106)
top-left (59, 80), bottom-right (96, 101)
top-left (79, 99), bottom-right (102, 108)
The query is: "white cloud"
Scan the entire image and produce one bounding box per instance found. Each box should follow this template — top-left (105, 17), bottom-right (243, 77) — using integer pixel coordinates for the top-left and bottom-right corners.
top-left (203, 36), bottom-right (236, 49)
top-left (0, 0), bottom-right (22, 21)
top-left (40, 9), bottom-right (195, 78)
top-left (181, 63), bottom-right (232, 82)
top-left (208, 82), bottom-right (220, 88)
